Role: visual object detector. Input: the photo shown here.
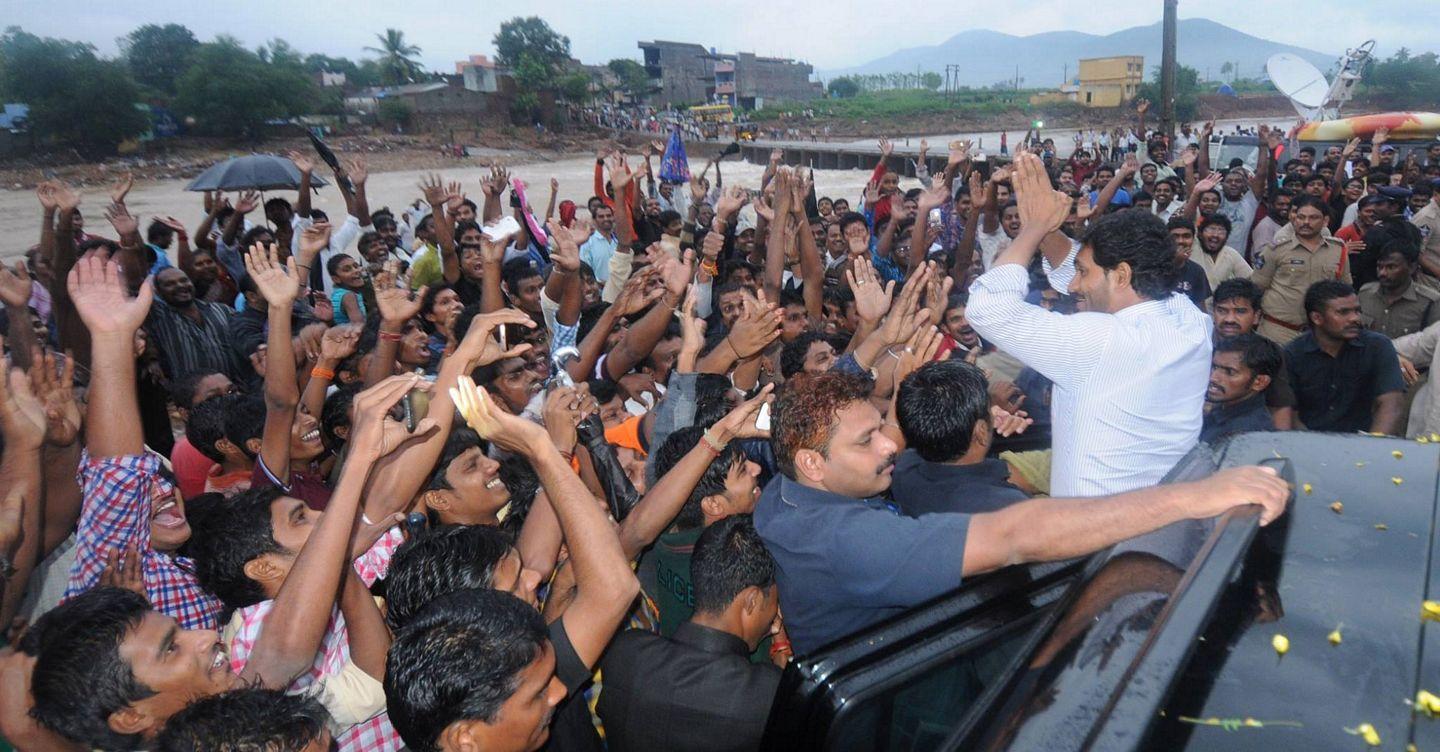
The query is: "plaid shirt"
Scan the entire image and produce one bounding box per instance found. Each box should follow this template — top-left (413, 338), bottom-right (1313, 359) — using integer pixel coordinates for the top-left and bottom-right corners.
top-left (226, 527), bottom-right (404, 752)
top-left (65, 453), bottom-right (222, 631)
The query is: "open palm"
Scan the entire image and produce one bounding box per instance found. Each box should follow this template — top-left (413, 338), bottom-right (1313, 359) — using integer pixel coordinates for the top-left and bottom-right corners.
top-left (67, 256), bottom-right (153, 336)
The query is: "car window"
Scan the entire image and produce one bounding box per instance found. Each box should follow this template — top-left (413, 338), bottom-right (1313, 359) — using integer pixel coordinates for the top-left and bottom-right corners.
top-left (823, 611), bottom-right (1044, 752)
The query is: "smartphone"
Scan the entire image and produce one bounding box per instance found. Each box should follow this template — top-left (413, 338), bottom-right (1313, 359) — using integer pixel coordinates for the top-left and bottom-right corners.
top-left (484, 215), bottom-right (522, 241)
top-left (754, 402), bottom-right (772, 432)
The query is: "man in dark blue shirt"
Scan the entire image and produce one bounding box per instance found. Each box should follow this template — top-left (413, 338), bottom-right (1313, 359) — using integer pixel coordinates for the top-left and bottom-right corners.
top-left (891, 360), bottom-right (1029, 515)
top-left (1283, 280), bottom-right (1406, 434)
top-left (753, 372), bottom-right (1290, 655)
top-left (1202, 333), bottom-right (1280, 443)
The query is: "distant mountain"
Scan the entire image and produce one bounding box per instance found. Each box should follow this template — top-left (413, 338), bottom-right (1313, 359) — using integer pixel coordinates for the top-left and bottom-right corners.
top-left (821, 19), bottom-right (1336, 89)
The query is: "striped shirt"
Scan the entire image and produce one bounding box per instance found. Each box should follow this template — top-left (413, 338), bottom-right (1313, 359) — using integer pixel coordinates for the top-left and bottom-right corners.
top-left (967, 247), bottom-right (1213, 497)
top-left (145, 298), bottom-right (243, 381)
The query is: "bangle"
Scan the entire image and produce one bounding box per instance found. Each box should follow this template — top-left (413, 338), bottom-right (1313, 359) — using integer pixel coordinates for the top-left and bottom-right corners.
top-left (379, 330), bottom-right (403, 342)
top-left (310, 366), bottom-right (335, 381)
top-left (700, 259), bottom-right (719, 276)
top-left (701, 428), bottom-right (727, 455)
top-left (769, 639), bottom-right (792, 657)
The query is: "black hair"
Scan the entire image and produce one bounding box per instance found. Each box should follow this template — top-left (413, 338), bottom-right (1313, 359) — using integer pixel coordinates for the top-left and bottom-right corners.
top-left (779, 288), bottom-right (805, 310)
top-left (1131, 189), bottom-right (1153, 203)
top-left (1299, 145), bottom-right (1317, 156)
top-left (384, 589), bottom-right (548, 752)
top-left (587, 378), bottom-right (619, 406)
top-left (384, 524), bottom-right (514, 631)
top-left (691, 514), bottom-right (775, 615)
top-left (157, 688), bottom-right (329, 752)
top-left (187, 485), bottom-right (287, 609)
top-left (651, 426), bottom-right (746, 531)
top-left (1213, 333), bottom-right (1282, 380)
top-left (1303, 279), bottom-right (1356, 320)
top-left (658, 209), bottom-right (682, 227)
top-left (223, 394), bottom-right (268, 458)
top-left (325, 252), bottom-right (357, 277)
top-left (837, 211), bottom-right (868, 237)
top-left (1212, 278), bottom-right (1264, 310)
top-left (781, 330), bottom-right (833, 379)
top-left (1166, 215), bottom-right (1195, 234)
top-left (263, 197), bottom-right (291, 213)
top-left (460, 198), bottom-right (479, 214)
top-left (692, 373), bottom-right (735, 428)
top-left (28, 587), bottom-right (155, 750)
top-left (146, 219), bottom-right (174, 245)
top-left (427, 428), bottom-right (484, 493)
top-left (1377, 239), bottom-right (1421, 266)
top-left (372, 214), bottom-right (398, 231)
top-left (576, 300), bottom-right (611, 343)
top-left (168, 370), bottom-right (230, 409)
top-left (501, 258), bottom-right (541, 293)
top-left (240, 225), bottom-right (275, 251)
top-left (1291, 194), bottom-right (1331, 218)
top-left (496, 456), bottom-right (540, 538)
top-left (321, 385), bottom-right (359, 453)
top-left (895, 359), bottom-right (991, 463)
top-left (722, 261), bottom-right (761, 287)
top-left (454, 219), bottom-right (482, 241)
top-left (1082, 209), bottom-right (1179, 300)
top-left (186, 394), bottom-right (238, 463)
top-left (1199, 213), bottom-right (1233, 236)
top-left (419, 283), bottom-right (456, 334)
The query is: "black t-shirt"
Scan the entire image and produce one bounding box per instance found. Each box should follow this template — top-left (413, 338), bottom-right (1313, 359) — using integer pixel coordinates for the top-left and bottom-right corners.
top-left (1284, 330), bottom-right (1406, 432)
top-left (1175, 260), bottom-right (1212, 308)
top-left (541, 619), bottom-right (603, 752)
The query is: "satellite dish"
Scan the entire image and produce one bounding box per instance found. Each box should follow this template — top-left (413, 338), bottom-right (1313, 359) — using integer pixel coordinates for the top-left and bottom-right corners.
top-left (1267, 54), bottom-right (1328, 119)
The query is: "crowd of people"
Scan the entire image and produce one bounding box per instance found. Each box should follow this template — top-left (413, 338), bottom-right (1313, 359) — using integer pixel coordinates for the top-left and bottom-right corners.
top-left (5, 98), bottom-right (1440, 750)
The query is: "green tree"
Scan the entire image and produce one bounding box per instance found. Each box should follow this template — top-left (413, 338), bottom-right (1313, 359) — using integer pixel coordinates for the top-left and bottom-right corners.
top-left (827, 77), bottom-right (860, 98)
top-left (607, 58), bottom-right (649, 100)
top-left (364, 28), bottom-right (424, 85)
top-left (0, 27), bottom-right (148, 154)
top-left (1136, 63), bottom-right (1200, 121)
top-left (921, 71), bottom-right (942, 90)
top-left (258, 38), bottom-right (305, 71)
top-left (1364, 49), bottom-right (1440, 109)
top-left (174, 37), bottom-right (317, 139)
top-left (559, 71), bottom-right (592, 103)
top-left (119, 23), bottom-right (198, 96)
top-left (494, 16), bottom-right (571, 77)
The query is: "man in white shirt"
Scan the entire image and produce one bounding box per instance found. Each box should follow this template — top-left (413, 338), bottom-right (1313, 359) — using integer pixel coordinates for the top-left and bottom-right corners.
top-left (1152, 177), bottom-right (1182, 223)
top-left (580, 204), bottom-right (620, 282)
top-left (968, 153), bottom-right (1213, 497)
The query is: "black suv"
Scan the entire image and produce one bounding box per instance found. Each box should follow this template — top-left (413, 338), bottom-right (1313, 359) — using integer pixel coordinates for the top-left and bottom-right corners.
top-left (762, 431), bottom-right (1439, 751)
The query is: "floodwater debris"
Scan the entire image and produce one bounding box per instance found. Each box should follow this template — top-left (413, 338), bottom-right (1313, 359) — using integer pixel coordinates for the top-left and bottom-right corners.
top-left (1177, 716), bottom-right (1302, 731)
top-left (1375, 523), bottom-right (1389, 531)
top-left (1423, 601), bottom-right (1440, 622)
top-left (1329, 626), bottom-right (1343, 645)
top-left (1393, 477), bottom-right (1404, 485)
top-left (1330, 501), bottom-right (1344, 514)
top-left (1272, 633), bottom-right (1290, 656)
top-left (1303, 483), bottom-right (1313, 495)
top-left (1344, 723), bottom-right (1381, 746)
top-left (1394, 450), bottom-right (1405, 459)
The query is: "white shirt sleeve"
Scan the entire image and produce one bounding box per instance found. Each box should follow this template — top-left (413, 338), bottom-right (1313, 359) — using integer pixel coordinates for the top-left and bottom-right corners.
top-left (966, 261), bottom-right (1110, 391)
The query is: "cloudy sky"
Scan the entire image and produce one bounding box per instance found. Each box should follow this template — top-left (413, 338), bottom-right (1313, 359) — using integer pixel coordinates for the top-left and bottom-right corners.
top-left (10, 0), bottom-right (1436, 74)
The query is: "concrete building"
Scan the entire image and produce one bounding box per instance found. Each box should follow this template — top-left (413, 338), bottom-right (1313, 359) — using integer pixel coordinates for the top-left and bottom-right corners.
top-left (348, 82), bottom-right (494, 116)
top-left (456, 55), bottom-right (504, 93)
top-left (1078, 55), bottom-right (1144, 108)
top-left (638, 40), bottom-right (819, 109)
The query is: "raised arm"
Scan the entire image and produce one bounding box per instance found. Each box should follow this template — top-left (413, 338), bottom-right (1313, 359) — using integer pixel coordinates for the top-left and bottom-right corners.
top-left (453, 378), bottom-right (638, 667)
top-left (71, 257), bottom-right (153, 459)
top-left (616, 387), bottom-right (772, 557)
top-left (963, 466), bottom-right (1287, 575)
top-left (545, 177), bottom-right (559, 222)
top-left (763, 169), bottom-right (796, 301)
top-left (602, 252), bottom-right (690, 380)
top-left (912, 183), bottom-right (949, 274)
top-left (363, 263), bottom-right (425, 387)
top-left (793, 173), bottom-right (825, 320)
top-left (246, 243), bottom-right (303, 485)
top-left (1195, 120), bottom-right (1215, 180)
top-left (288, 151), bottom-right (314, 219)
top-left (1253, 125), bottom-right (1277, 200)
top-left (0, 264), bottom-right (38, 372)
top-left (243, 376), bottom-right (422, 688)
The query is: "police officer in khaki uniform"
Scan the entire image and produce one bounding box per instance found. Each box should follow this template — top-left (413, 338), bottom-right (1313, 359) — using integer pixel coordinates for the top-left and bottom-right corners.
top-left (1252, 195), bottom-right (1350, 344)
top-left (1412, 178), bottom-right (1440, 280)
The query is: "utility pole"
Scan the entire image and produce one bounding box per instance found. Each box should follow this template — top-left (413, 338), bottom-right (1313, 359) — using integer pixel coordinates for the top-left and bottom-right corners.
top-left (1160, 0), bottom-right (1178, 138)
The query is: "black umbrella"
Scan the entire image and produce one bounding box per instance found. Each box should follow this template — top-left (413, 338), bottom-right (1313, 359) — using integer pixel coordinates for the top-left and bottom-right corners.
top-left (184, 154), bottom-right (330, 192)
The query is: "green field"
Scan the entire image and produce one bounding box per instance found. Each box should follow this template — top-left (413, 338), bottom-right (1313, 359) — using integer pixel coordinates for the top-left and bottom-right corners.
top-left (773, 89), bottom-right (1089, 123)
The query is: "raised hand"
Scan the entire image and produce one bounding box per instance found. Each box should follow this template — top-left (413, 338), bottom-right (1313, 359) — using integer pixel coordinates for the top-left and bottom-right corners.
top-left (1012, 152), bottom-right (1071, 234)
top-left (727, 291), bottom-right (783, 359)
top-left (0, 262), bottom-right (32, 308)
top-left (678, 286), bottom-right (707, 362)
top-left (418, 173), bottom-right (446, 206)
top-left (35, 181), bottom-right (58, 211)
top-left (348, 157), bottom-right (369, 186)
top-left (967, 170), bottom-right (985, 208)
top-left (480, 222), bottom-right (513, 265)
top-left (235, 190), bottom-right (261, 215)
top-left (51, 181), bottom-right (81, 213)
top-left (878, 137), bottom-right (894, 157)
top-left (918, 139), bottom-right (929, 160)
top-left (550, 177), bottom-right (559, 193)
top-left (349, 374), bottom-right (437, 463)
top-left (287, 150), bottom-right (315, 175)
top-left (445, 181), bottom-right (465, 213)
top-left (1173, 149), bottom-right (1198, 169)
top-left (711, 382), bottom-right (776, 441)
top-left (244, 242), bottom-right (302, 307)
top-left (29, 348), bottom-right (80, 446)
top-left (608, 154), bottom-right (635, 189)
top-left (1342, 137), bottom-right (1361, 157)
top-left (614, 271), bottom-right (659, 316)
top-left (298, 222), bottom-right (333, 261)
top-left (1192, 171), bottom-right (1223, 196)
top-left (373, 260), bottom-right (425, 324)
top-left (109, 173), bottom-right (134, 205)
top-left (752, 195), bottom-right (775, 223)
top-left (0, 366), bottom-right (47, 451)
top-left (543, 385), bottom-right (586, 452)
top-left (715, 186), bottom-right (748, 219)
top-left (319, 324), bottom-right (362, 362)
top-left (990, 405), bottom-right (1033, 437)
top-left (66, 255), bottom-right (153, 336)
top-left (450, 374), bottom-right (549, 454)
top-left (104, 202), bottom-right (139, 239)
top-left (657, 249), bottom-right (695, 298)
top-left (689, 174), bottom-right (708, 204)
top-left (1135, 98), bottom-right (1150, 115)
top-left (1372, 126), bottom-right (1390, 146)
top-left (545, 219), bottom-right (581, 273)
top-left (948, 139), bottom-right (972, 166)
top-left (488, 165), bottom-right (511, 196)
top-left (99, 543), bottom-right (146, 596)
top-left (453, 308), bottom-right (535, 368)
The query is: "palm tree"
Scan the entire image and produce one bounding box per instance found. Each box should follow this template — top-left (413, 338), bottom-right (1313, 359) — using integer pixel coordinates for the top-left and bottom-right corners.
top-left (365, 29), bottom-right (424, 86)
